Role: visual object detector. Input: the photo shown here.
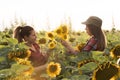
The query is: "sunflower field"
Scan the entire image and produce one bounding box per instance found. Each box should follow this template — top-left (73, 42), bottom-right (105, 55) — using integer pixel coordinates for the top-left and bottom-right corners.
top-left (1, 23), bottom-right (120, 80)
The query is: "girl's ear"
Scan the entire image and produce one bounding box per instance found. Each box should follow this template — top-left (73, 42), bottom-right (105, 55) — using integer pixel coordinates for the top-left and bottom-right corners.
top-left (23, 35), bottom-right (28, 41)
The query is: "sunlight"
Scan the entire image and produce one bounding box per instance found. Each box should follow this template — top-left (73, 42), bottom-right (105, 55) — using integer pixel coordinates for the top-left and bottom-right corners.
top-left (0, 0), bottom-right (120, 31)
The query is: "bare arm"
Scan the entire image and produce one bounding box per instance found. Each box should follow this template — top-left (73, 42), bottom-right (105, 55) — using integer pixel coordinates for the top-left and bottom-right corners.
top-left (34, 63), bottom-right (48, 73)
top-left (60, 40), bottom-right (78, 54)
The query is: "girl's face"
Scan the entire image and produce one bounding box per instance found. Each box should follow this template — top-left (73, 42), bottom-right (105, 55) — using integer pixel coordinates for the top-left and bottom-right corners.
top-left (24, 30), bottom-right (37, 44)
top-left (85, 26), bottom-right (92, 36)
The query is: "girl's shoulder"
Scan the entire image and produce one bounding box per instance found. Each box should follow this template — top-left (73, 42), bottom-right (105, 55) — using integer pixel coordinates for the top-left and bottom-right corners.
top-left (89, 36), bottom-right (97, 42)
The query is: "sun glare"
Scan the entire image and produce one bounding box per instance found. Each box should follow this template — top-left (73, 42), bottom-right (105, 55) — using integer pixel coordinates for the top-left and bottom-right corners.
top-left (0, 0), bottom-right (120, 31)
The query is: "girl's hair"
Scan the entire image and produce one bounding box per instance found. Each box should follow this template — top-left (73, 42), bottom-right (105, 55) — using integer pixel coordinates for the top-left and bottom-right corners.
top-left (87, 24), bottom-right (107, 51)
top-left (14, 26), bottom-right (34, 43)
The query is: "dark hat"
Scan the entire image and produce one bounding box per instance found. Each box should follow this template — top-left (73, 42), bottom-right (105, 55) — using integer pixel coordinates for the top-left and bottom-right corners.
top-left (82, 16), bottom-right (102, 27)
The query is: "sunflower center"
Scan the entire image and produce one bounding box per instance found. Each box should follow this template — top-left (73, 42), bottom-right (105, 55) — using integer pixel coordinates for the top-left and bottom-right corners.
top-left (48, 33), bottom-right (53, 38)
top-left (39, 38), bottom-right (46, 44)
top-left (62, 26), bottom-right (67, 33)
top-left (56, 29), bottom-right (61, 34)
top-left (63, 35), bottom-right (67, 39)
top-left (114, 47), bottom-right (120, 55)
top-left (50, 43), bottom-right (54, 47)
top-left (49, 65), bottom-right (57, 72)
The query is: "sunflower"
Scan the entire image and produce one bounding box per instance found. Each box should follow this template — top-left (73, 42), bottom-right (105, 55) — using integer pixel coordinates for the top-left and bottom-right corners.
top-left (69, 37), bottom-right (76, 42)
top-left (110, 44), bottom-right (120, 59)
top-left (60, 24), bottom-right (68, 34)
top-left (48, 41), bottom-right (56, 49)
top-left (17, 49), bottom-right (31, 59)
top-left (8, 51), bottom-right (20, 60)
top-left (16, 58), bottom-right (31, 65)
top-left (46, 32), bottom-right (54, 40)
top-left (76, 43), bottom-right (85, 52)
top-left (78, 58), bottom-right (97, 68)
top-left (39, 38), bottom-right (47, 44)
top-left (8, 52), bottom-right (15, 60)
top-left (60, 34), bottom-right (68, 40)
top-left (8, 49), bottom-right (31, 61)
top-left (76, 32), bottom-right (81, 36)
top-left (55, 28), bottom-right (62, 36)
top-left (92, 62), bottom-right (120, 80)
top-left (47, 62), bottom-right (61, 78)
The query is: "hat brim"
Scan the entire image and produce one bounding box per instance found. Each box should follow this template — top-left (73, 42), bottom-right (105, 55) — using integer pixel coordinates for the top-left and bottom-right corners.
top-left (81, 21), bottom-right (88, 25)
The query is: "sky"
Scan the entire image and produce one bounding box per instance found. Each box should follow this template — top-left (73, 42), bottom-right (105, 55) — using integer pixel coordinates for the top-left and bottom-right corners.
top-left (0, 0), bottom-right (120, 31)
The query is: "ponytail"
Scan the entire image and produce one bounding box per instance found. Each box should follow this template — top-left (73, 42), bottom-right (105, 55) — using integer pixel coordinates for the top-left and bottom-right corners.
top-left (14, 26), bottom-right (23, 43)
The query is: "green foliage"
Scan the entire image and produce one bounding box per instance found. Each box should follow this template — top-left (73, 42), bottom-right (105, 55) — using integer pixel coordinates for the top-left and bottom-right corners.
top-left (1, 28), bottom-right (120, 80)
top-left (0, 38), bottom-right (29, 70)
top-left (0, 64), bottom-right (32, 80)
top-left (44, 30), bottom-right (120, 80)
top-left (105, 30), bottom-right (120, 50)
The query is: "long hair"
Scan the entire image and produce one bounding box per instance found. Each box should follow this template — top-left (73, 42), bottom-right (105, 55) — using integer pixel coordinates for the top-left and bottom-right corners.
top-left (87, 24), bottom-right (107, 51)
top-left (14, 26), bottom-right (34, 43)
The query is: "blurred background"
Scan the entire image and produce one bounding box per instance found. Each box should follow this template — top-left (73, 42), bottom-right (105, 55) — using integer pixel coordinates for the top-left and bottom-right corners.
top-left (0, 0), bottom-right (120, 31)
